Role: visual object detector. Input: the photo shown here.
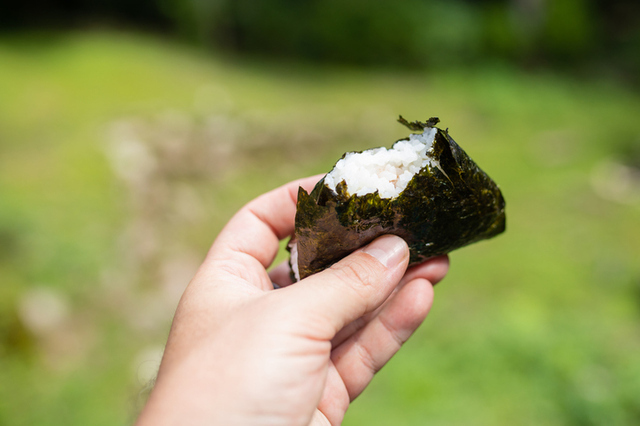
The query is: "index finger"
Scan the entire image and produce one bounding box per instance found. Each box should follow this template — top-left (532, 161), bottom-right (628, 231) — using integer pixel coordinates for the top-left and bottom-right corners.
top-left (207, 175), bottom-right (323, 269)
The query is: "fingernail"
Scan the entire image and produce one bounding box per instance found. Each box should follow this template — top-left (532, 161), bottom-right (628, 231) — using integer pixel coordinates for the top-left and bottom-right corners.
top-left (362, 235), bottom-right (407, 268)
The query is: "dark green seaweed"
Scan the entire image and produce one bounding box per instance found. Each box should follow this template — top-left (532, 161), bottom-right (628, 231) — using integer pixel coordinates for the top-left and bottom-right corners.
top-left (290, 116), bottom-right (506, 280)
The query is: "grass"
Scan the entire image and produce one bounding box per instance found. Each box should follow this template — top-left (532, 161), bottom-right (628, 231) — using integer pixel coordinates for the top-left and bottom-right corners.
top-left (1, 30), bottom-right (639, 425)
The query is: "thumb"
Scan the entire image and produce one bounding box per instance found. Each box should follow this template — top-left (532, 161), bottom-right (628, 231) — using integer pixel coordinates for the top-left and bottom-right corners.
top-left (283, 235), bottom-right (410, 339)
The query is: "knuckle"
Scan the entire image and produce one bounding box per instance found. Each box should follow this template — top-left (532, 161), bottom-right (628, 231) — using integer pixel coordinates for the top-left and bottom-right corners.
top-left (355, 340), bottom-right (380, 375)
top-left (331, 254), bottom-right (380, 290)
top-left (378, 314), bottom-right (406, 348)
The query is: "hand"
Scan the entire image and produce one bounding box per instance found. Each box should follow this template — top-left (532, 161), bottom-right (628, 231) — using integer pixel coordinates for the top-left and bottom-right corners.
top-left (136, 176), bottom-right (449, 426)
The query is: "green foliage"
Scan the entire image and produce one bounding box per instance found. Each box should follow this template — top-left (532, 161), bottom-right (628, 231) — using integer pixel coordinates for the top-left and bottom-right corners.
top-left (164, 0), bottom-right (488, 67)
top-left (1, 31), bottom-right (640, 425)
top-left (3, 0), bottom-right (640, 82)
top-left (542, 0), bottom-right (594, 59)
top-left (157, 0), bottom-right (639, 81)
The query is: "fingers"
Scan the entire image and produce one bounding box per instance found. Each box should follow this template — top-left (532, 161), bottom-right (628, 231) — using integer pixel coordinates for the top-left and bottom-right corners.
top-left (268, 261), bottom-right (294, 287)
top-left (273, 253), bottom-right (448, 346)
top-left (330, 277), bottom-right (434, 401)
top-left (401, 255), bottom-right (449, 286)
top-left (329, 255), bottom-right (448, 347)
top-left (315, 363), bottom-right (350, 426)
top-left (206, 175), bottom-right (322, 270)
top-left (271, 250), bottom-right (449, 291)
top-left (280, 235), bottom-right (409, 340)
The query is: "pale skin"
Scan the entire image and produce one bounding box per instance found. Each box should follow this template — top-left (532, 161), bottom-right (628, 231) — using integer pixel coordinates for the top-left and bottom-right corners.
top-left (136, 176), bottom-right (449, 426)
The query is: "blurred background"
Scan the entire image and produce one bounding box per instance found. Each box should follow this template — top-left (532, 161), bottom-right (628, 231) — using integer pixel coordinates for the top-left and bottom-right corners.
top-left (1, 0), bottom-right (639, 424)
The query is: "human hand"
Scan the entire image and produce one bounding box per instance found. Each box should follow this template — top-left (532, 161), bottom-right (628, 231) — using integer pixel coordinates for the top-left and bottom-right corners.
top-left (136, 176), bottom-right (449, 426)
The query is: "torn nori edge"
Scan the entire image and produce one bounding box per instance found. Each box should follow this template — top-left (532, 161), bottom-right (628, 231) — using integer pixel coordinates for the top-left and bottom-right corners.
top-left (290, 116), bottom-right (506, 280)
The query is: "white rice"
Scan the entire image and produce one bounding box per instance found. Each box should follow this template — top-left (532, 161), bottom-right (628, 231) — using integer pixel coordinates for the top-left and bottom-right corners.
top-left (289, 242), bottom-right (300, 282)
top-left (324, 127), bottom-right (438, 199)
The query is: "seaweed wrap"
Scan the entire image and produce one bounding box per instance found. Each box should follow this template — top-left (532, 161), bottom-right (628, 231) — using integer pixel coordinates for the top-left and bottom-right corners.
top-left (288, 116), bottom-right (506, 281)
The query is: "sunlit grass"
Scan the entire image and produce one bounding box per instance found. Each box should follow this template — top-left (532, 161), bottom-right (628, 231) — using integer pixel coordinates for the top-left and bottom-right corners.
top-left (0, 30), bottom-right (639, 425)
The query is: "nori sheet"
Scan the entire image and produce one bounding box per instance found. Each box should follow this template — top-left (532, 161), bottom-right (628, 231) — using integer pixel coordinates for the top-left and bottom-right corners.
top-left (290, 116), bottom-right (506, 280)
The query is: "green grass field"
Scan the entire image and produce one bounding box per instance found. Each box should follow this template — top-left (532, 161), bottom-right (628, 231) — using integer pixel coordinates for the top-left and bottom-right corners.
top-left (1, 31), bottom-right (639, 425)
